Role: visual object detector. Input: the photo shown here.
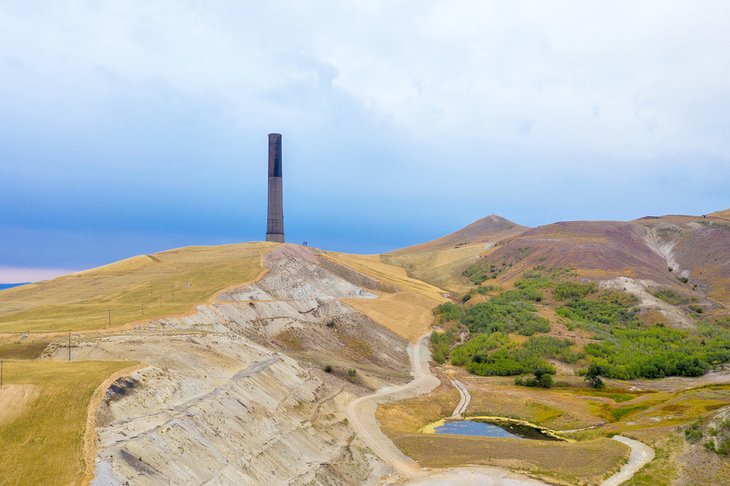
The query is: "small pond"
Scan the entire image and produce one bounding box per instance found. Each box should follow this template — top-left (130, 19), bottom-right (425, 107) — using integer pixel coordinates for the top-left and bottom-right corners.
top-left (433, 419), bottom-right (564, 441)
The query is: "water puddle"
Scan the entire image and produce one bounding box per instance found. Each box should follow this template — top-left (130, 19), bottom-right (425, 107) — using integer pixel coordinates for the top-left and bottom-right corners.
top-left (422, 417), bottom-right (566, 441)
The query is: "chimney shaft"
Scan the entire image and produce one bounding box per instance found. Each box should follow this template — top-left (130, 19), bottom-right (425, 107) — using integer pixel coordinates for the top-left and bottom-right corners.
top-left (266, 133), bottom-right (284, 242)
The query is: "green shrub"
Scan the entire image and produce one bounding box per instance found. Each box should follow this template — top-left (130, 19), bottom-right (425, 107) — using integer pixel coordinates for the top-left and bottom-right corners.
top-left (583, 326), bottom-right (730, 379)
top-left (554, 281), bottom-right (595, 300)
top-left (718, 437), bottom-right (730, 456)
top-left (650, 288), bottom-right (690, 305)
top-left (688, 304), bottom-right (704, 314)
top-left (684, 420), bottom-right (703, 443)
top-left (450, 332), bottom-right (508, 366)
top-left (584, 363), bottom-right (605, 389)
top-left (431, 330), bottom-right (457, 364)
top-left (515, 364), bottom-right (555, 388)
top-left (463, 298), bottom-right (550, 336)
top-left (433, 302), bottom-right (464, 322)
top-left (524, 335), bottom-right (582, 363)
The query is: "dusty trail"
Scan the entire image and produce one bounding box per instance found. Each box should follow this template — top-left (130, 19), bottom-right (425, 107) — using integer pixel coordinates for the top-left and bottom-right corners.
top-left (602, 436), bottom-right (655, 486)
top-left (450, 379), bottom-right (470, 418)
top-left (346, 334), bottom-right (548, 485)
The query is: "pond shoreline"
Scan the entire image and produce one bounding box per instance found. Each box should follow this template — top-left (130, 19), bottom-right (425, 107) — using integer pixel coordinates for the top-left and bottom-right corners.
top-left (420, 415), bottom-right (569, 441)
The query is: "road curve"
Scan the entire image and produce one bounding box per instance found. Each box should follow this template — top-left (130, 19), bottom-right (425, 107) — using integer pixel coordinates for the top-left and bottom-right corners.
top-left (345, 334), bottom-right (439, 477)
top-left (602, 436), bottom-right (655, 486)
top-left (450, 379), bottom-right (470, 418)
top-left (345, 334), bottom-right (548, 485)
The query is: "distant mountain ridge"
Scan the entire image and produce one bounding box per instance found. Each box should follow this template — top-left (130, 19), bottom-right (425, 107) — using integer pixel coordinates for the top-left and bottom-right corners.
top-left (383, 208), bottom-right (730, 308)
top-left (392, 214), bottom-right (528, 254)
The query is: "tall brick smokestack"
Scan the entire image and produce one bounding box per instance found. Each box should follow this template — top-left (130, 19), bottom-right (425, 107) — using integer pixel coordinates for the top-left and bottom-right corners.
top-left (266, 133), bottom-right (285, 243)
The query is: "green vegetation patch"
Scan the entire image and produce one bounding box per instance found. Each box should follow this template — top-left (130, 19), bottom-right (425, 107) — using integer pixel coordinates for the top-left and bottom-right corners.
top-left (583, 327), bottom-right (730, 380)
top-left (463, 246), bottom-right (533, 284)
top-left (650, 287), bottom-right (693, 306)
top-left (610, 403), bottom-right (650, 421)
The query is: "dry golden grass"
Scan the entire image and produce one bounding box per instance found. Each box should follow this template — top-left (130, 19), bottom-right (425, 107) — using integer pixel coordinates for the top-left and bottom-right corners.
top-left (323, 252), bottom-right (447, 342)
top-left (0, 243), bottom-right (274, 333)
top-left (323, 252), bottom-right (446, 300)
top-left (0, 360), bottom-right (136, 486)
top-left (382, 244), bottom-right (488, 294)
top-left (396, 434), bottom-right (627, 485)
top-left (0, 384), bottom-right (38, 424)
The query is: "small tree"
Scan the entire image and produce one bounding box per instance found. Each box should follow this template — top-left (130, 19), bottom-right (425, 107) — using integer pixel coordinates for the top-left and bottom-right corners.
top-left (585, 363), bottom-right (605, 389)
top-left (533, 365), bottom-right (554, 388)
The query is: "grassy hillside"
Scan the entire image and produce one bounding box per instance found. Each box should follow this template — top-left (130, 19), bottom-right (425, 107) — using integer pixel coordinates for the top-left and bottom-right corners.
top-left (392, 215), bottom-right (526, 253)
top-left (322, 252), bottom-right (447, 342)
top-left (383, 215), bottom-right (528, 294)
top-left (0, 243), bottom-right (274, 333)
top-left (382, 244), bottom-right (488, 294)
top-left (0, 360), bottom-right (136, 486)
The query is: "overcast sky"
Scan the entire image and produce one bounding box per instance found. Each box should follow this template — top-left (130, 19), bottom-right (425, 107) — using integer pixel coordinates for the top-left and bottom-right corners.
top-left (1, 1), bottom-right (729, 281)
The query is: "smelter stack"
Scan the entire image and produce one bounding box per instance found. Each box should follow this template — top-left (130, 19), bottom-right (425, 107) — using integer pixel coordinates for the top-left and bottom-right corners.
top-left (266, 133), bottom-right (285, 243)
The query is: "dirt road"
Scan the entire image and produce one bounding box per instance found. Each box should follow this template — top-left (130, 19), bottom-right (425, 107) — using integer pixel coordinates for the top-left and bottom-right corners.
top-left (602, 436), bottom-right (655, 486)
top-left (345, 334), bottom-right (438, 477)
top-left (345, 334), bottom-right (548, 485)
top-left (347, 333), bottom-right (657, 485)
top-left (450, 379), bottom-right (470, 418)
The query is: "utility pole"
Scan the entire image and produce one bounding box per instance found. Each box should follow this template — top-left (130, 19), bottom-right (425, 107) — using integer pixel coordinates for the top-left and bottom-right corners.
top-left (1, 359), bottom-right (4, 389)
top-left (141, 303), bottom-right (145, 316)
top-left (68, 331), bottom-right (71, 361)
top-left (107, 309), bottom-right (111, 328)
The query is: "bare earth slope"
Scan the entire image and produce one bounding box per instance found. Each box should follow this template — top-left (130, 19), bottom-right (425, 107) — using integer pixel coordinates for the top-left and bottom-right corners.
top-left (48, 245), bottom-right (415, 485)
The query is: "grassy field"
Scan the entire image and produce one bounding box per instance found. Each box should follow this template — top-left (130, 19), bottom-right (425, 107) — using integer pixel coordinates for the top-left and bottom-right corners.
top-left (322, 252), bottom-right (447, 342)
top-left (0, 243), bottom-right (273, 333)
top-left (0, 360), bottom-right (136, 486)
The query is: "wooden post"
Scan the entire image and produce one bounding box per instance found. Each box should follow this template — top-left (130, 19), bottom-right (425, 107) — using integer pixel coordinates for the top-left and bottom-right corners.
top-left (1, 359), bottom-right (4, 389)
top-left (68, 331), bottom-right (71, 361)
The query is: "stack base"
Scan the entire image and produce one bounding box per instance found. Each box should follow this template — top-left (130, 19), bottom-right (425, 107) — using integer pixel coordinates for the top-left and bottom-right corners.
top-left (266, 233), bottom-right (285, 243)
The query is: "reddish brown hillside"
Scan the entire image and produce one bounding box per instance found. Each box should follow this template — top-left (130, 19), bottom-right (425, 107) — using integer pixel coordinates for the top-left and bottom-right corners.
top-left (478, 221), bottom-right (673, 282)
top-left (471, 213), bottom-right (730, 308)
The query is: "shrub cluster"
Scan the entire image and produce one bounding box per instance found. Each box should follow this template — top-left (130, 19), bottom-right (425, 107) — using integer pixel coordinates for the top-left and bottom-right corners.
top-left (584, 327), bottom-right (730, 379)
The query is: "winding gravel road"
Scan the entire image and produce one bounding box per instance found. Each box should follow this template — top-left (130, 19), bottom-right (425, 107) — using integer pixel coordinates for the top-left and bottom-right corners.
top-left (346, 335), bottom-right (548, 485)
top-left (602, 436), bottom-right (655, 486)
top-left (346, 333), bottom-right (655, 485)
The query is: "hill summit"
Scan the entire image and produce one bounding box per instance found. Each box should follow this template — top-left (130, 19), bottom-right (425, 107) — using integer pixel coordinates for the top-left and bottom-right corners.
top-left (394, 214), bottom-right (527, 253)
